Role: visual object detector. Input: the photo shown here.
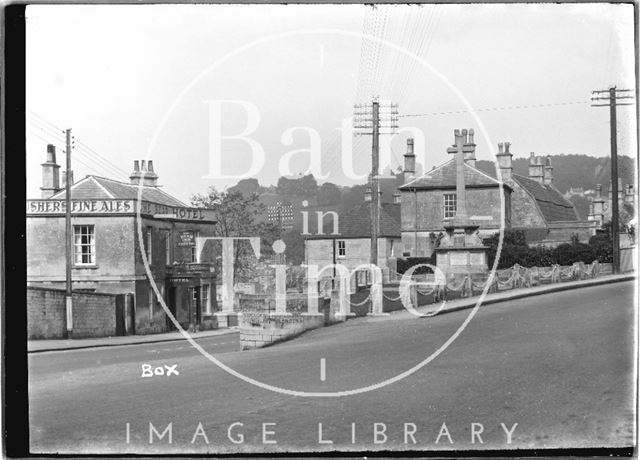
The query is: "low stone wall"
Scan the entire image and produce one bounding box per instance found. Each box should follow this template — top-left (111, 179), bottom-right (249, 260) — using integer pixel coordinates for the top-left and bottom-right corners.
top-left (27, 286), bottom-right (117, 339)
top-left (240, 313), bottom-right (325, 350)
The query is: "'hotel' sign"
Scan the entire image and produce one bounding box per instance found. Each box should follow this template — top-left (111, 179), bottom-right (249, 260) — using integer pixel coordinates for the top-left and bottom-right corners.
top-left (27, 199), bottom-right (216, 222)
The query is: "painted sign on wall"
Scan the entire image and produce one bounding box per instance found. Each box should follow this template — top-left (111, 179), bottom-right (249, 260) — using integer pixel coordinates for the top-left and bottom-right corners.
top-left (178, 231), bottom-right (195, 247)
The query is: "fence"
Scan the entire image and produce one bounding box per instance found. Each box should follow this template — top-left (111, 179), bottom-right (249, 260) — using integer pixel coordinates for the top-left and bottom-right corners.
top-left (429, 260), bottom-right (605, 300)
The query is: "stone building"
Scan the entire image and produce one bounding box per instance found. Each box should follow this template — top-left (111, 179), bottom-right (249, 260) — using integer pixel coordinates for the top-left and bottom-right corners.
top-left (588, 178), bottom-right (637, 229)
top-left (304, 188), bottom-right (402, 291)
top-left (398, 130), bottom-right (595, 257)
top-left (27, 145), bottom-right (222, 334)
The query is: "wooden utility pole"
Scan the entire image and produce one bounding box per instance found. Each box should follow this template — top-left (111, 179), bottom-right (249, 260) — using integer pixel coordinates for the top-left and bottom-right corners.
top-left (353, 98), bottom-right (398, 267)
top-left (370, 101), bottom-right (380, 265)
top-left (591, 87), bottom-right (635, 274)
top-left (64, 128), bottom-right (73, 338)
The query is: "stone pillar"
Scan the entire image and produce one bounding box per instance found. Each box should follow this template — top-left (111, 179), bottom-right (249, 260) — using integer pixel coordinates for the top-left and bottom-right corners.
top-left (368, 264), bottom-right (388, 316)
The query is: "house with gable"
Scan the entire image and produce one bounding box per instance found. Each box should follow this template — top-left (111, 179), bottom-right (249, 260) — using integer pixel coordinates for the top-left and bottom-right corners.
top-left (397, 130), bottom-right (596, 257)
top-left (28, 145), bottom-right (223, 334)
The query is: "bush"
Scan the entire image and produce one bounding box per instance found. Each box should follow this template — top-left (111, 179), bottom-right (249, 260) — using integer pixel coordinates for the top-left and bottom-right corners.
top-left (484, 231), bottom-right (612, 269)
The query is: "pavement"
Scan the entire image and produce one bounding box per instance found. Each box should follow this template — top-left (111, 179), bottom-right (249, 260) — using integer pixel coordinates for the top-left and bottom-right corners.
top-left (28, 280), bottom-right (636, 453)
top-left (28, 272), bottom-right (635, 354)
top-left (28, 326), bottom-right (239, 353)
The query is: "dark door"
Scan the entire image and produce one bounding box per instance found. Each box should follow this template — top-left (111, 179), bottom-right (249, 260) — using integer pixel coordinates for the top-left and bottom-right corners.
top-left (166, 287), bottom-right (177, 331)
top-left (193, 286), bottom-right (201, 328)
top-left (115, 294), bottom-right (125, 336)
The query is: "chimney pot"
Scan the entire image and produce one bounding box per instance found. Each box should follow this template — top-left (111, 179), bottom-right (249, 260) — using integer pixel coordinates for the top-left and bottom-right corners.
top-left (134, 160), bottom-right (140, 172)
top-left (46, 144), bottom-right (56, 163)
top-left (148, 160), bottom-right (154, 172)
top-left (504, 142), bottom-right (511, 154)
top-left (141, 160), bottom-right (147, 171)
top-left (468, 129), bottom-right (475, 144)
top-left (498, 143), bottom-right (504, 154)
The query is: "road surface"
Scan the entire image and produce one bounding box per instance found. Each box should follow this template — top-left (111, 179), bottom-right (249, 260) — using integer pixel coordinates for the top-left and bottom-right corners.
top-left (28, 281), bottom-right (636, 454)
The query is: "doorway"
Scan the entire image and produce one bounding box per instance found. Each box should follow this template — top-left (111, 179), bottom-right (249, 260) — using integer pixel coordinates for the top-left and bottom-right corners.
top-left (166, 286), bottom-right (177, 331)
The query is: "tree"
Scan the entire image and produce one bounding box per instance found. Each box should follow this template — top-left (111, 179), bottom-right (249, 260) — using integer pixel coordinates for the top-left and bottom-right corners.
top-left (282, 228), bottom-right (305, 265)
top-left (228, 178), bottom-right (261, 197)
top-left (191, 188), bottom-right (280, 282)
top-left (317, 182), bottom-right (342, 206)
top-left (276, 174), bottom-right (318, 197)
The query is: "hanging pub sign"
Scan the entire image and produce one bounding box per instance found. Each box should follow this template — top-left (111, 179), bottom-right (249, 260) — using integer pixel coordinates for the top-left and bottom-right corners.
top-left (178, 231), bottom-right (195, 247)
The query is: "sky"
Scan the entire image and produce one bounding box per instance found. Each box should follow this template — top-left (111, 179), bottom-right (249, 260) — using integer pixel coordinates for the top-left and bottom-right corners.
top-left (26, 3), bottom-right (637, 202)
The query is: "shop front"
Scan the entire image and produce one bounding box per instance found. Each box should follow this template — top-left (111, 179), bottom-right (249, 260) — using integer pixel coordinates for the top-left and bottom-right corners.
top-left (166, 263), bottom-right (217, 331)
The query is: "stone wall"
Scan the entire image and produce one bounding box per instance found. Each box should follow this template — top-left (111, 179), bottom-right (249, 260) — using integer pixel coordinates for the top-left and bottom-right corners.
top-left (240, 313), bottom-right (325, 350)
top-left (27, 286), bottom-right (117, 339)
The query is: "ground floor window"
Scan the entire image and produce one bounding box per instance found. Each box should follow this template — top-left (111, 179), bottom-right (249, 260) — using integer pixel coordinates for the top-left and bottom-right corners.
top-left (73, 225), bottom-right (95, 265)
top-left (202, 284), bottom-right (211, 314)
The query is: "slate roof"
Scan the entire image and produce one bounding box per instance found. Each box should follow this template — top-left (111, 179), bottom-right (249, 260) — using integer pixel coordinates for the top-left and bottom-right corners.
top-left (512, 174), bottom-right (579, 222)
top-left (307, 202), bottom-right (401, 239)
top-left (398, 159), bottom-right (508, 191)
top-left (49, 176), bottom-right (187, 207)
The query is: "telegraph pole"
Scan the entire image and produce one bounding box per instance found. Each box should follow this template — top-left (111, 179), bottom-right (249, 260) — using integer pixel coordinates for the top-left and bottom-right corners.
top-left (353, 98), bottom-right (399, 267)
top-left (370, 100), bottom-right (380, 266)
top-left (64, 128), bottom-right (73, 338)
top-left (591, 87), bottom-right (635, 274)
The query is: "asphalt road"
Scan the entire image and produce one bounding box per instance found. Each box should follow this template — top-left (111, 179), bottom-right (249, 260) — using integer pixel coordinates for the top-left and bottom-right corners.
top-left (28, 281), bottom-right (636, 454)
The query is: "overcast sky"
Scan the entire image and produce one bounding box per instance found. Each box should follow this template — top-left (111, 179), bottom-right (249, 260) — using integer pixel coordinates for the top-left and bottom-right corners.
top-left (26, 3), bottom-right (636, 202)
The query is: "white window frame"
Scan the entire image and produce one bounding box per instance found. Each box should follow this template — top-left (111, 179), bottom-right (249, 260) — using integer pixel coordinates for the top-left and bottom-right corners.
top-left (443, 193), bottom-right (457, 219)
top-left (337, 240), bottom-right (346, 258)
top-left (201, 284), bottom-right (211, 314)
top-left (73, 225), bottom-right (96, 265)
top-left (145, 227), bottom-right (153, 264)
top-left (190, 231), bottom-right (200, 263)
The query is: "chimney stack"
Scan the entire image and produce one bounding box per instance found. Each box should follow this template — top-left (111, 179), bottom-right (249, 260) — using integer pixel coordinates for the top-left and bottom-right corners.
top-left (624, 184), bottom-right (635, 205)
top-left (364, 187), bottom-right (372, 202)
top-left (403, 138), bottom-right (416, 184)
top-left (463, 128), bottom-right (476, 168)
top-left (61, 170), bottom-right (74, 188)
top-left (591, 184), bottom-right (605, 227)
top-left (543, 155), bottom-right (554, 186)
top-left (393, 190), bottom-right (401, 204)
top-left (528, 153), bottom-right (544, 184)
top-left (130, 159), bottom-right (159, 187)
top-left (495, 141), bottom-right (513, 183)
top-left (40, 144), bottom-right (62, 198)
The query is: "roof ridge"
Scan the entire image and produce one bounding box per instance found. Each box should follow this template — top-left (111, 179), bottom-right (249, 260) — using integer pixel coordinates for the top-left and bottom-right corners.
top-left (465, 162), bottom-right (502, 184)
top-left (402, 158), bottom-right (454, 188)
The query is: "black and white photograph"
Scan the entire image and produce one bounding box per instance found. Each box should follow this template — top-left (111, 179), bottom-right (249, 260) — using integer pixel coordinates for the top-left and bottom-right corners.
top-left (8, 1), bottom-right (639, 456)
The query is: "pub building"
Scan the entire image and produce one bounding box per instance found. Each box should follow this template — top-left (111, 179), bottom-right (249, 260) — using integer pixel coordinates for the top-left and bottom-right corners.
top-left (27, 144), bottom-right (223, 334)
